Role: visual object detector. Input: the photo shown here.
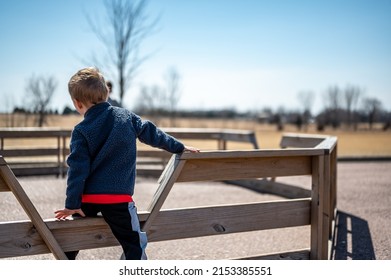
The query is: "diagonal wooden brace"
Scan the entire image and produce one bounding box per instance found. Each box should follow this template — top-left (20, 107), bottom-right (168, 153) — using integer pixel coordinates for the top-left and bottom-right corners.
top-left (142, 154), bottom-right (186, 232)
top-left (0, 156), bottom-right (68, 260)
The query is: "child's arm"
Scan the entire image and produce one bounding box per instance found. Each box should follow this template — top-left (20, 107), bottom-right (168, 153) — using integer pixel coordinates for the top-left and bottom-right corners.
top-left (132, 114), bottom-right (199, 154)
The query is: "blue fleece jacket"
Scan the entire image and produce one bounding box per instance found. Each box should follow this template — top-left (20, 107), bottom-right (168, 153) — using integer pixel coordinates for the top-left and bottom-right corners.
top-left (65, 102), bottom-right (184, 209)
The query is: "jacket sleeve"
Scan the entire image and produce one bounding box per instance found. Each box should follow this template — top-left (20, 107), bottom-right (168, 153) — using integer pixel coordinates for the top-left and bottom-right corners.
top-left (65, 128), bottom-right (91, 209)
top-left (131, 113), bottom-right (185, 154)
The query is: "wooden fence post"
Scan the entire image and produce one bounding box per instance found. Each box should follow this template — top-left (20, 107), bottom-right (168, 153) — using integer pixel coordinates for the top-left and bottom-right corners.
top-left (310, 154), bottom-right (330, 260)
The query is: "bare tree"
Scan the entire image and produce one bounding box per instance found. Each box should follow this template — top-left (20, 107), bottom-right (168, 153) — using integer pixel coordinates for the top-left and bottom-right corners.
top-left (297, 90), bottom-right (314, 131)
top-left (135, 84), bottom-right (165, 115)
top-left (164, 67), bottom-right (182, 126)
top-left (324, 86), bottom-right (342, 129)
top-left (87, 0), bottom-right (158, 106)
top-left (362, 97), bottom-right (382, 129)
top-left (344, 85), bottom-right (362, 129)
top-left (25, 75), bottom-right (57, 127)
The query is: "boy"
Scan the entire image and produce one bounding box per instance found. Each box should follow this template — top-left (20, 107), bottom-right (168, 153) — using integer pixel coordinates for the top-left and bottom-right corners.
top-left (55, 67), bottom-right (199, 260)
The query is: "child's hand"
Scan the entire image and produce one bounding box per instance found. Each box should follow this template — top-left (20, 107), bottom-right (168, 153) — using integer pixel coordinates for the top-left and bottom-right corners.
top-left (54, 208), bottom-right (85, 220)
top-left (184, 146), bottom-right (200, 153)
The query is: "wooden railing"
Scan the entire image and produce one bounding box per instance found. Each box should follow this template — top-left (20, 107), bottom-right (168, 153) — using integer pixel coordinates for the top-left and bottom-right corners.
top-left (0, 133), bottom-right (337, 260)
top-left (0, 127), bottom-right (258, 177)
top-left (0, 128), bottom-right (69, 176)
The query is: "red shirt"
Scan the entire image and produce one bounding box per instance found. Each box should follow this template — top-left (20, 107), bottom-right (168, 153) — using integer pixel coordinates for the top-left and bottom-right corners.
top-left (82, 194), bottom-right (133, 204)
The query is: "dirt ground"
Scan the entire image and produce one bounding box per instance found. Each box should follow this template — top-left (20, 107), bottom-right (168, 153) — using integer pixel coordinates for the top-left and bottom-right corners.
top-left (1, 161), bottom-right (390, 260)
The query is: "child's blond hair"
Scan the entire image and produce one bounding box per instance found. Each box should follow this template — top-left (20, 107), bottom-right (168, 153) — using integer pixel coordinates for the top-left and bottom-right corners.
top-left (68, 67), bottom-right (108, 104)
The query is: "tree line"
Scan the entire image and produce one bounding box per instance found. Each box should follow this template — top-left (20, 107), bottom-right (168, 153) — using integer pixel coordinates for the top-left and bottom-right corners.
top-left (4, 76), bottom-right (390, 131)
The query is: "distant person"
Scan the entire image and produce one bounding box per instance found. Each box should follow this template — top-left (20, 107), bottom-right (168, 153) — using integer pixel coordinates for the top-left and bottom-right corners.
top-left (54, 67), bottom-right (199, 260)
top-left (106, 81), bottom-right (121, 107)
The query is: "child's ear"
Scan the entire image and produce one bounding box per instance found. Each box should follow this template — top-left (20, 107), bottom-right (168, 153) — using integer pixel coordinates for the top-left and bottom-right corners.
top-left (73, 99), bottom-right (84, 110)
top-left (71, 98), bottom-right (88, 116)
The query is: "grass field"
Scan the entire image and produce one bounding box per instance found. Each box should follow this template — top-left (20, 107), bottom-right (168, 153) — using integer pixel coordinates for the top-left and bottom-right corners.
top-left (1, 113), bottom-right (391, 156)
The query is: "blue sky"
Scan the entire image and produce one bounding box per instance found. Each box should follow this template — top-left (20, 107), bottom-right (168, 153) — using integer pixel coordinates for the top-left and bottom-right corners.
top-left (0, 0), bottom-right (390, 114)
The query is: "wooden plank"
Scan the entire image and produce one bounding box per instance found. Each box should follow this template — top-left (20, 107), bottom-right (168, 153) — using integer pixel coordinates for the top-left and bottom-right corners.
top-left (137, 158), bottom-right (165, 165)
top-left (220, 130), bottom-right (258, 146)
top-left (137, 150), bottom-right (171, 159)
top-left (0, 221), bottom-right (48, 258)
top-left (280, 133), bottom-right (325, 148)
top-left (0, 128), bottom-right (71, 138)
top-left (0, 148), bottom-right (60, 157)
top-left (225, 179), bottom-right (311, 199)
top-left (0, 175), bottom-right (9, 192)
top-left (9, 164), bottom-right (165, 178)
top-left (136, 166), bottom-right (165, 178)
top-left (319, 154), bottom-right (329, 260)
top-left (323, 153), bottom-right (332, 244)
top-left (179, 149), bottom-right (323, 160)
top-left (161, 128), bottom-right (259, 148)
top-left (310, 155), bottom-right (324, 260)
top-left (177, 155), bottom-right (312, 182)
top-left (10, 166), bottom-right (62, 177)
top-left (0, 218), bottom-right (117, 258)
top-left (146, 199), bottom-right (311, 242)
top-left (160, 128), bottom-right (259, 150)
top-left (330, 144), bottom-right (338, 217)
top-left (0, 128), bottom-right (258, 144)
top-left (315, 136), bottom-right (338, 154)
top-left (0, 157), bottom-right (10, 192)
top-left (0, 160), bottom-right (68, 260)
top-left (0, 199), bottom-right (310, 258)
top-left (279, 133), bottom-right (336, 154)
top-left (50, 218), bottom-right (119, 253)
top-left (0, 163), bottom-right (10, 192)
top-left (310, 156), bottom-right (319, 259)
top-left (161, 127), bottom-right (223, 140)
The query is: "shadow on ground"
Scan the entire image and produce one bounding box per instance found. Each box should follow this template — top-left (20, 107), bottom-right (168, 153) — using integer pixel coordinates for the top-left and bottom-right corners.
top-left (331, 211), bottom-right (376, 260)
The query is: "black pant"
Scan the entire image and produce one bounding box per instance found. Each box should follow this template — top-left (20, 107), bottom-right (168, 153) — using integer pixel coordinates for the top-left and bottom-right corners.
top-left (65, 202), bottom-right (147, 260)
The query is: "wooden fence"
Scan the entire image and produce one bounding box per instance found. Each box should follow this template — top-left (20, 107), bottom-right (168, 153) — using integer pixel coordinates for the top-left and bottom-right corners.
top-left (0, 128), bottom-right (69, 176)
top-left (0, 132), bottom-right (337, 260)
top-left (0, 127), bottom-right (258, 177)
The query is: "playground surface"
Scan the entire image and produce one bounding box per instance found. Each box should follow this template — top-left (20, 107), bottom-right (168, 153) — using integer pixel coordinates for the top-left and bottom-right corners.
top-left (2, 161), bottom-right (390, 260)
